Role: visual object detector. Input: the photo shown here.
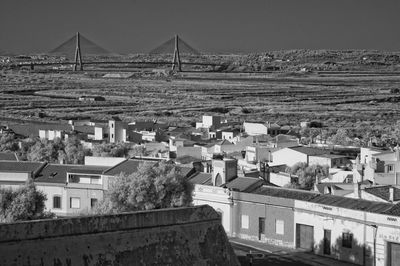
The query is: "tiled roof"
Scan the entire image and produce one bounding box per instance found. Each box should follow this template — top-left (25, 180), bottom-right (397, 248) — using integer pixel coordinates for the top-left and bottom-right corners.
top-left (252, 186), bottom-right (396, 215)
top-left (0, 152), bottom-right (18, 161)
top-left (289, 146), bottom-right (329, 156)
top-left (216, 139), bottom-right (233, 146)
top-left (226, 177), bottom-right (264, 192)
top-left (310, 154), bottom-right (348, 159)
top-left (8, 123), bottom-right (72, 137)
top-left (384, 204), bottom-right (400, 216)
top-left (0, 161), bottom-right (46, 174)
top-left (74, 125), bottom-right (95, 135)
top-left (309, 194), bottom-right (394, 214)
top-left (253, 186), bottom-right (319, 201)
top-left (35, 164), bottom-right (108, 184)
top-left (365, 186), bottom-right (400, 202)
top-left (188, 172), bottom-right (212, 185)
top-left (103, 159), bottom-right (158, 176)
top-left (177, 166), bottom-right (195, 178)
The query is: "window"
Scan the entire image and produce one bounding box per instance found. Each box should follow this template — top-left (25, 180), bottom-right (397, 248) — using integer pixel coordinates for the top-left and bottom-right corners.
top-left (70, 197), bottom-right (80, 209)
top-left (53, 196), bottom-right (61, 209)
top-left (91, 198), bottom-right (98, 208)
top-left (241, 215), bottom-right (249, 229)
top-left (111, 134), bottom-right (114, 139)
top-left (276, 219), bottom-right (284, 235)
top-left (388, 165), bottom-right (394, 173)
top-left (342, 232), bottom-right (353, 248)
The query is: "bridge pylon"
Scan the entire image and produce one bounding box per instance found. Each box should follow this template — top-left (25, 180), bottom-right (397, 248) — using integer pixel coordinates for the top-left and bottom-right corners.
top-left (171, 35), bottom-right (181, 72)
top-left (74, 32), bottom-right (83, 71)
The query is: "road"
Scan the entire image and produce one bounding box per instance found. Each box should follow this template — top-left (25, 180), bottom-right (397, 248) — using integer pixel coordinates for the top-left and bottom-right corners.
top-left (231, 242), bottom-right (316, 266)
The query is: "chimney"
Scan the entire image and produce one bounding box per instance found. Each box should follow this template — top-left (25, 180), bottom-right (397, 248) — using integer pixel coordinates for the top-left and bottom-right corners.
top-left (354, 182), bottom-right (361, 199)
top-left (389, 187), bottom-right (395, 202)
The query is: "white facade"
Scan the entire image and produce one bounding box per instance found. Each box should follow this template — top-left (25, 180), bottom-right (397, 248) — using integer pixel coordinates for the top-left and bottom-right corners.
top-left (295, 200), bottom-right (400, 266)
top-left (196, 115), bottom-right (221, 129)
top-left (39, 129), bottom-right (63, 140)
top-left (192, 184), bottom-right (233, 233)
top-left (272, 148), bottom-right (308, 167)
top-left (243, 122), bottom-right (269, 136)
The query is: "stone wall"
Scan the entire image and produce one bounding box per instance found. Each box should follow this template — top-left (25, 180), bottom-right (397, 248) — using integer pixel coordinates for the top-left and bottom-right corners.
top-left (0, 205), bottom-right (239, 266)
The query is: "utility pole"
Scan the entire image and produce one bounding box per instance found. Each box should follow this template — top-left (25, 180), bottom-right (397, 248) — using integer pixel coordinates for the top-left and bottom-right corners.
top-left (74, 32), bottom-right (83, 71)
top-left (171, 34), bottom-right (181, 72)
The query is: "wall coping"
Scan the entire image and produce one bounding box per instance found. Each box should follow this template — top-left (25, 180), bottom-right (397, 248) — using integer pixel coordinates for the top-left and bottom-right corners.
top-left (0, 205), bottom-right (219, 243)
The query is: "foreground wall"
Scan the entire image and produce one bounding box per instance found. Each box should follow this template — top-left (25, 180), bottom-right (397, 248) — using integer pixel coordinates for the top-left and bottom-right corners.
top-left (0, 205), bottom-right (239, 266)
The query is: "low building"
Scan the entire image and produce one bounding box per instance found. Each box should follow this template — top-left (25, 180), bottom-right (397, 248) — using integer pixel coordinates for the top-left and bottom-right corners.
top-left (35, 164), bottom-right (109, 216)
top-left (0, 161), bottom-right (46, 189)
top-left (39, 129), bottom-right (64, 140)
top-left (78, 96), bottom-right (105, 102)
top-left (309, 154), bottom-right (350, 168)
top-left (272, 146), bottom-right (329, 167)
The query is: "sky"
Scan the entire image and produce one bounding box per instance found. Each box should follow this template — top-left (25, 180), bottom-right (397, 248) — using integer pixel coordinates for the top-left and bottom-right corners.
top-left (1, 0), bottom-right (400, 54)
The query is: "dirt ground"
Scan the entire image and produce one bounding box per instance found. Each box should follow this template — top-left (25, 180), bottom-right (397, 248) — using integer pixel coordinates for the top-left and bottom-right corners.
top-left (1, 69), bottom-right (400, 129)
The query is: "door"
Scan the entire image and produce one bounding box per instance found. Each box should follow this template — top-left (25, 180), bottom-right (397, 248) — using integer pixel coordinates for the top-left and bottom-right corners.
top-left (258, 217), bottom-right (265, 240)
top-left (323, 229), bottom-right (331, 255)
top-left (296, 224), bottom-right (314, 251)
top-left (388, 242), bottom-right (400, 266)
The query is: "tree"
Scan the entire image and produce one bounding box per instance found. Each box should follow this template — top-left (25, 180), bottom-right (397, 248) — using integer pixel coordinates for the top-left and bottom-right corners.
top-left (95, 161), bottom-right (193, 214)
top-left (0, 180), bottom-right (53, 223)
top-left (27, 138), bottom-right (64, 162)
top-left (18, 136), bottom-right (37, 161)
top-left (60, 136), bottom-right (91, 164)
top-left (0, 132), bottom-right (19, 152)
top-left (330, 128), bottom-right (353, 146)
top-left (286, 162), bottom-right (329, 190)
top-left (92, 142), bottom-right (147, 158)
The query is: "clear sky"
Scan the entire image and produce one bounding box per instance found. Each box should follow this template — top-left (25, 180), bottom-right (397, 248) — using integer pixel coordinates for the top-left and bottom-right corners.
top-left (1, 0), bottom-right (400, 54)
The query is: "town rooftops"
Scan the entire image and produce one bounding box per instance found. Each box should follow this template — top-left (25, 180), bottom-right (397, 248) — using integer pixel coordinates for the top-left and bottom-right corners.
top-left (253, 186), bottom-right (319, 201)
top-left (35, 164), bottom-right (109, 184)
top-left (74, 125), bottom-right (95, 135)
top-left (289, 146), bottom-right (329, 156)
top-left (0, 152), bottom-right (18, 161)
top-left (252, 186), bottom-right (398, 216)
top-left (0, 161), bottom-right (46, 174)
top-left (309, 154), bottom-right (347, 159)
top-left (188, 172), bottom-right (212, 185)
top-left (365, 185), bottom-right (400, 202)
top-left (102, 158), bottom-right (159, 176)
top-left (8, 123), bottom-right (72, 137)
top-left (216, 139), bottom-right (234, 146)
top-left (225, 177), bottom-right (264, 192)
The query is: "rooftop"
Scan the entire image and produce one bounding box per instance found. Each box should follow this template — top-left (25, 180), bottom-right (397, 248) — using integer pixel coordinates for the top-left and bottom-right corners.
top-left (365, 185), bottom-right (400, 202)
top-left (103, 158), bottom-right (158, 176)
top-left (35, 164), bottom-right (108, 184)
top-left (0, 152), bottom-right (18, 161)
top-left (289, 146), bottom-right (329, 156)
top-left (252, 186), bottom-right (397, 216)
top-left (8, 123), bottom-right (72, 137)
top-left (0, 161), bottom-right (46, 173)
top-left (188, 172), bottom-right (212, 185)
top-left (225, 177), bottom-right (264, 192)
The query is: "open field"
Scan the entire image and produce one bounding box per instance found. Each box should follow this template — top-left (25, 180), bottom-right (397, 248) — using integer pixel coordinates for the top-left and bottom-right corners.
top-left (1, 67), bottom-right (400, 131)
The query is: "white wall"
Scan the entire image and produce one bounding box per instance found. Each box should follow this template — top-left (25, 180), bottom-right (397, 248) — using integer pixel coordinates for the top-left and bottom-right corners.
top-left (0, 172), bottom-right (29, 182)
top-left (272, 148), bottom-right (307, 167)
top-left (192, 184), bottom-right (232, 233)
top-left (36, 185), bottom-right (67, 216)
top-left (243, 122), bottom-right (268, 136)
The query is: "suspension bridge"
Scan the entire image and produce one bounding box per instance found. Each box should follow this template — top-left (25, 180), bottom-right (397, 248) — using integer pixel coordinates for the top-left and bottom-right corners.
top-left (15, 32), bottom-right (222, 71)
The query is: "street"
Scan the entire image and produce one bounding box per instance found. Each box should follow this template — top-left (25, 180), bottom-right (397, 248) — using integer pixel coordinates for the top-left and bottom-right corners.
top-left (231, 242), bottom-right (318, 266)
